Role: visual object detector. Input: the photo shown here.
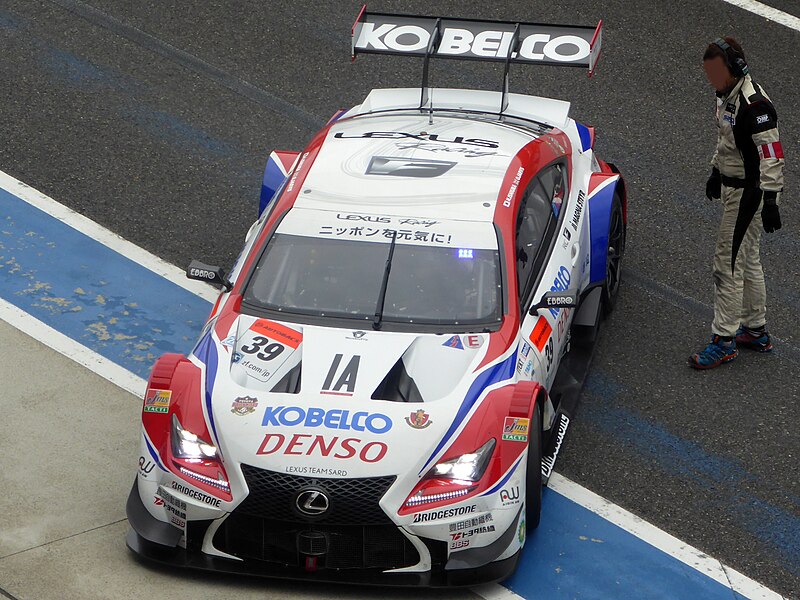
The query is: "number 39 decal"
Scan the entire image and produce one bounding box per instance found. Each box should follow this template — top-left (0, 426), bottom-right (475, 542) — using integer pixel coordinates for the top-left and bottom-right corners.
top-left (240, 336), bottom-right (286, 361)
top-left (544, 338), bottom-right (554, 371)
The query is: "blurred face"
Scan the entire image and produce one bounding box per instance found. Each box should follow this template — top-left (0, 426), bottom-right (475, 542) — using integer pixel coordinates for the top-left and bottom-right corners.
top-left (704, 56), bottom-right (736, 92)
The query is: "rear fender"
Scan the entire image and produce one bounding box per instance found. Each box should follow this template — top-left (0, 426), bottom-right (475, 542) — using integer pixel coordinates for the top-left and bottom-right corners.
top-left (586, 172), bottom-right (621, 286)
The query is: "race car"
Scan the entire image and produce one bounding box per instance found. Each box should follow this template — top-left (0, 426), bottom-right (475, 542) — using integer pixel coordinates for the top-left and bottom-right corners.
top-left (126, 8), bottom-right (627, 586)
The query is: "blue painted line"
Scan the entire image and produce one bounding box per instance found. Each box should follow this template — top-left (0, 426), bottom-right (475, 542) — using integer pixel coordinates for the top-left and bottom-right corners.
top-left (583, 368), bottom-right (800, 579)
top-left (511, 490), bottom-right (750, 600)
top-left (0, 187), bottom-right (211, 379)
top-left (0, 181), bottom-right (768, 599)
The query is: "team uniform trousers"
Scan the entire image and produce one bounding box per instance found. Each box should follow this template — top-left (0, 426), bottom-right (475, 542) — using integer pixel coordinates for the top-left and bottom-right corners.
top-left (712, 185), bottom-right (766, 337)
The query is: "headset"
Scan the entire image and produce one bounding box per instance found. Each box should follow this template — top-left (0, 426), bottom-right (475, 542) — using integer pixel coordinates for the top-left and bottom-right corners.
top-left (713, 38), bottom-right (749, 77)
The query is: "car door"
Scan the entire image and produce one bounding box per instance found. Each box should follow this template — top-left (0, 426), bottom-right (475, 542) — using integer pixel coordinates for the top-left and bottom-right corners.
top-left (516, 161), bottom-right (572, 388)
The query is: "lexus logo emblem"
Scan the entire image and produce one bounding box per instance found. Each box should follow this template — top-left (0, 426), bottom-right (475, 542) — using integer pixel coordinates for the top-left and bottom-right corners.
top-left (295, 490), bottom-right (330, 516)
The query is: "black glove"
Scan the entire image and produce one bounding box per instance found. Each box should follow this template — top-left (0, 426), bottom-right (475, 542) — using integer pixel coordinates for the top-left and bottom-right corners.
top-left (706, 168), bottom-right (721, 200)
top-left (762, 191), bottom-right (782, 233)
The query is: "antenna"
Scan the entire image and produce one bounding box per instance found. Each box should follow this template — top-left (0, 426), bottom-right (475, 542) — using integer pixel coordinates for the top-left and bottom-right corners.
top-left (419, 18), bottom-right (442, 110)
top-left (500, 23), bottom-right (521, 117)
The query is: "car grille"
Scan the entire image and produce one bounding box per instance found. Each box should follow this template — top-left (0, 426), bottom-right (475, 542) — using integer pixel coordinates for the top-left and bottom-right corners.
top-left (213, 465), bottom-right (419, 570)
top-left (214, 513), bottom-right (420, 569)
top-left (236, 464), bottom-right (396, 524)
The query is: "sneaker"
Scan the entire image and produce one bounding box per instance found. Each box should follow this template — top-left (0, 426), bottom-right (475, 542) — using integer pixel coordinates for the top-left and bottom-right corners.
top-left (688, 335), bottom-right (739, 369)
top-left (735, 326), bottom-right (773, 352)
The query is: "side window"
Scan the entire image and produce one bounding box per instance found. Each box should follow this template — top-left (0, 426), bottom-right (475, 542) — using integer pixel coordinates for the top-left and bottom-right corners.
top-left (514, 163), bottom-right (569, 302)
top-left (515, 180), bottom-right (550, 299)
top-left (538, 163), bottom-right (567, 217)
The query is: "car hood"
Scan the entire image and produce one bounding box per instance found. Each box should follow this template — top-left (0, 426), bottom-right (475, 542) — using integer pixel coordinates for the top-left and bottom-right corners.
top-left (198, 315), bottom-right (496, 478)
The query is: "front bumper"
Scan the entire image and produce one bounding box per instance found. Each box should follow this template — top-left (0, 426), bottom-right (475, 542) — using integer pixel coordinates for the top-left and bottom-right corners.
top-left (125, 478), bottom-right (520, 586)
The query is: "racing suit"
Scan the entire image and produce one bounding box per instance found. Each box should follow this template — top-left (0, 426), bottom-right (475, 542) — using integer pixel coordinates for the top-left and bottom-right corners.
top-left (710, 74), bottom-right (784, 338)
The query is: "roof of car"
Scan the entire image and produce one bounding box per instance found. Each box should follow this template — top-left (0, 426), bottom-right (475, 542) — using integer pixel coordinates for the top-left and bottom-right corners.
top-left (294, 88), bottom-right (570, 222)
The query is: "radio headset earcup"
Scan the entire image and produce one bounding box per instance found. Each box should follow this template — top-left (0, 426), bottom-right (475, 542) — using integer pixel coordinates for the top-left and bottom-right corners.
top-left (713, 37), bottom-right (749, 77)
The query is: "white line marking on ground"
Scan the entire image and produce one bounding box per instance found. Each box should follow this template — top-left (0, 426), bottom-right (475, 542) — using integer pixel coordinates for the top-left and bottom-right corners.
top-left (0, 170), bottom-right (218, 303)
top-left (0, 297), bottom-right (145, 398)
top-left (720, 0), bottom-right (800, 31)
top-left (0, 172), bottom-right (788, 599)
top-left (549, 473), bottom-right (787, 599)
top-left (472, 583), bottom-right (525, 600)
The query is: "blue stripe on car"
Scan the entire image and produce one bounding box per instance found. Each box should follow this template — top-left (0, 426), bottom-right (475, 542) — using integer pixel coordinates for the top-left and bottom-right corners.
top-left (576, 122), bottom-right (593, 152)
top-left (588, 181), bottom-right (616, 285)
top-left (192, 331), bottom-right (221, 445)
top-left (144, 432), bottom-right (168, 471)
top-left (420, 353), bottom-right (517, 474)
top-left (259, 156), bottom-right (288, 216)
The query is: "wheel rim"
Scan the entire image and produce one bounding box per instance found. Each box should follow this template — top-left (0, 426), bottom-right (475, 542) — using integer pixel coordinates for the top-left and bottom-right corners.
top-left (606, 202), bottom-right (624, 299)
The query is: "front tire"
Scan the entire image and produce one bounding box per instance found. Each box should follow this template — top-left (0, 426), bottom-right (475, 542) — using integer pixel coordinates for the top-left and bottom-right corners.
top-left (525, 402), bottom-right (543, 530)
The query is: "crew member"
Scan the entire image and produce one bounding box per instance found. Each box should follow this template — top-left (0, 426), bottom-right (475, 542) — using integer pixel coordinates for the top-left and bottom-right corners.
top-left (690, 37), bottom-right (784, 369)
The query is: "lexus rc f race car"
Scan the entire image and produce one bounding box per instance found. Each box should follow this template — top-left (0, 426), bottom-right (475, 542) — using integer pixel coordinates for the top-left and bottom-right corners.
top-left (126, 8), bottom-right (627, 586)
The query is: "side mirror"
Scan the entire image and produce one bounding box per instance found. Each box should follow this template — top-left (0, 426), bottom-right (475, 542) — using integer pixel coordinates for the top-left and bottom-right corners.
top-left (186, 260), bottom-right (232, 292)
top-left (528, 290), bottom-right (578, 315)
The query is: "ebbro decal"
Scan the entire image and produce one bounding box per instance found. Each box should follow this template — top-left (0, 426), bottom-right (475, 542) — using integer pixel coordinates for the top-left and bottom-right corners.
top-left (502, 417), bottom-right (529, 442)
top-left (143, 389), bottom-right (171, 414)
top-left (412, 505), bottom-right (477, 523)
top-left (262, 406), bottom-right (392, 434)
top-left (405, 409), bottom-right (433, 429)
top-left (548, 266), bottom-right (572, 317)
top-left (231, 396), bottom-right (259, 416)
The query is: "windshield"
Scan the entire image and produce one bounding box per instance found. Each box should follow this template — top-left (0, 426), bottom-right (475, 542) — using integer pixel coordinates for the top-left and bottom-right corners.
top-left (243, 233), bottom-right (502, 327)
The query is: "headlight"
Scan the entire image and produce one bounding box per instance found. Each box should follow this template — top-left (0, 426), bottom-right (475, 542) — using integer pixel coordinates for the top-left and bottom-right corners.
top-left (402, 438), bottom-right (496, 509)
top-left (426, 438), bottom-right (495, 483)
top-left (171, 414), bottom-right (218, 460)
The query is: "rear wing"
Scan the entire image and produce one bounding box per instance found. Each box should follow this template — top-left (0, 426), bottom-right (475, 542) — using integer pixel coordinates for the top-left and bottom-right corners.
top-left (351, 8), bottom-right (603, 77)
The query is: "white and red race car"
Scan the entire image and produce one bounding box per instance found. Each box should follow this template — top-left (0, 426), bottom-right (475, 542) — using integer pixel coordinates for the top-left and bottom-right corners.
top-left (127, 8), bottom-right (626, 586)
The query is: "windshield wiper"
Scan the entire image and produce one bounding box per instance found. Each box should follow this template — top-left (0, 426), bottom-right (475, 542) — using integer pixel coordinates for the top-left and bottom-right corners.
top-left (373, 230), bottom-right (397, 330)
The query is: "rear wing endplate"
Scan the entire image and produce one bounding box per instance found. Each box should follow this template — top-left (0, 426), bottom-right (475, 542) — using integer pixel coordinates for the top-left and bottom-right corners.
top-left (352, 8), bottom-right (603, 76)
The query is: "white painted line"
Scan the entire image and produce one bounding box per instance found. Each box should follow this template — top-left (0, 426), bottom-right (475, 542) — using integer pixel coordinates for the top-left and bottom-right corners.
top-left (0, 174), bottom-right (788, 600)
top-left (472, 583), bottom-right (525, 600)
top-left (0, 170), bottom-right (218, 303)
top-left (549, 473), bottom-right (787, 600)
top-left (720, 0), bottom-right (800, 31)
top-left (0, 297), bottom-right (146, 398)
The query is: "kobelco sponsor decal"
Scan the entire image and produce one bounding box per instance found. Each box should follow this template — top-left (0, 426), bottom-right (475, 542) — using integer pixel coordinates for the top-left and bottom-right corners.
top-left (355, 24), bottom-right (591, 64)
top-left (170, 481), bottom-right (222, 508)
top-left (412, 505), bottom-right (477, 523)
top-left (261, 406), bottom-right (392, 434)
top-left (548, 266), bottom-right (572, 317)
top-left (541, 414), bottom-right (570, 478)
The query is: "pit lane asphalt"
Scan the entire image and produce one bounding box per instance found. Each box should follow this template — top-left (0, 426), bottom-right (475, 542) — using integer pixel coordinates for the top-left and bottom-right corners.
top-left (1, 0), bottom-right (798, 597)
